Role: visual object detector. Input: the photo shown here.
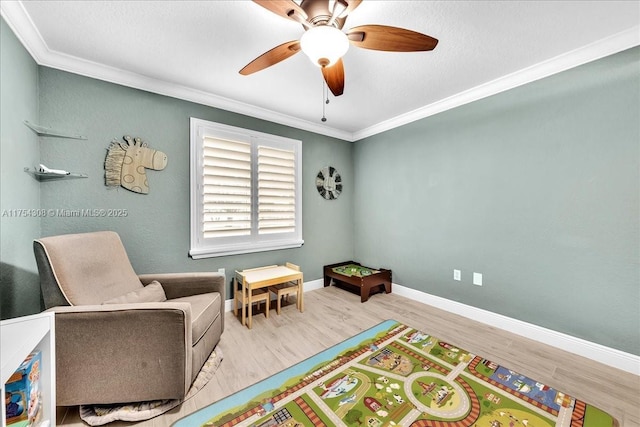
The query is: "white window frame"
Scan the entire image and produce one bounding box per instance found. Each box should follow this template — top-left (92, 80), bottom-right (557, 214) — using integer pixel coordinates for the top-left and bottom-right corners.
top-left (189, 118), bottom-right (303, 258)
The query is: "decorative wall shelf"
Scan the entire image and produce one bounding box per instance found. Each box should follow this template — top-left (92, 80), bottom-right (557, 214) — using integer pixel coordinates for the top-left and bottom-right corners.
top-left (24, 167), bottom-right (88, 181)
top-left (24, 120), bottom-right (87, 140)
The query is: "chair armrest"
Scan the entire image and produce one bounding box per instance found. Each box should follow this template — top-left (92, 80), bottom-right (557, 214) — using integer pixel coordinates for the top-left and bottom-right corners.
top-left (138, 272), bottom-right (226, 301)
top-left (46, 303), bottom-right (193, 405)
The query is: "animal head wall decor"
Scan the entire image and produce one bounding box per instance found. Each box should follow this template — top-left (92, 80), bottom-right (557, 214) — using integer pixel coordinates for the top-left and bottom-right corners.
top-left (105, 136), bottom-right (168, 194)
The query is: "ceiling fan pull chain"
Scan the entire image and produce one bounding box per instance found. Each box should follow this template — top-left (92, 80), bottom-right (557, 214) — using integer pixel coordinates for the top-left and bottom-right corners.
top-left (321, 80), bottom-right (328, 122)
top-left (326, 81), bottom-right (330, 105)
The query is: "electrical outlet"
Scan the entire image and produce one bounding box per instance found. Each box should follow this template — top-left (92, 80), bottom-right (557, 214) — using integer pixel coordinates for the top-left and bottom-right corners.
top-left (218, 268), bottom-right (225, 277)
top-left (453, 269), bottom-right (461, 281)
top-left (473, 272), bottom-right (483, 286)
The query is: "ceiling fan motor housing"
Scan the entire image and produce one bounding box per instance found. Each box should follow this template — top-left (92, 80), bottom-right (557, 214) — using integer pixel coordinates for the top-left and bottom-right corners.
top-left (300, 0), bottom-right (347, 29)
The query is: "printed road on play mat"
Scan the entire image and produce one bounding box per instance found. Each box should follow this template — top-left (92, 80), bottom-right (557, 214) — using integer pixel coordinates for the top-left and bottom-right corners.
top-left (173, 319), bottom-right (617, 427)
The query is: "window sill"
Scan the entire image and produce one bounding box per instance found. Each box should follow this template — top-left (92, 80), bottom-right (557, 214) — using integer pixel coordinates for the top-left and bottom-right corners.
top-left (189, 239), bottom-right (304, 259)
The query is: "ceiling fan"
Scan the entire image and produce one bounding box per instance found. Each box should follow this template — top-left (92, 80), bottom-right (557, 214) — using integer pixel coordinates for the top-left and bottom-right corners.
top-left (240, 0), bottom-right (438, 97)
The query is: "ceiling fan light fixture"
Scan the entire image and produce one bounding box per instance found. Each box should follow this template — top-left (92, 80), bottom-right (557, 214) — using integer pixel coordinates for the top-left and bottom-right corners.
top-left (300, 25), bottom-right (349, 68)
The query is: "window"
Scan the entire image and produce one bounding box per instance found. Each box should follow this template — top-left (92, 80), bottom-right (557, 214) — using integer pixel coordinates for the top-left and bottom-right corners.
top-left (190, 118), bottom-right (303, 258)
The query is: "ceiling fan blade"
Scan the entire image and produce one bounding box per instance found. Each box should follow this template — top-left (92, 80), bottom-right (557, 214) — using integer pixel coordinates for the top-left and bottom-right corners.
top-left (239, 41), bottom-right (301, 75)
top-left (253, 0), bottom-right (308, 23)
top-left (342, 0), bottom-right (363, 17)
top-left (347, 24), bottom-right (438, 52)
top-left (321, 58), bottom-right (345, 97)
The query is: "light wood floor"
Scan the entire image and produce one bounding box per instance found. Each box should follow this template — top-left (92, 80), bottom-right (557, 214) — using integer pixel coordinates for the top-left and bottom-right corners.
top-left (57, 286), bottom-right (640, 426)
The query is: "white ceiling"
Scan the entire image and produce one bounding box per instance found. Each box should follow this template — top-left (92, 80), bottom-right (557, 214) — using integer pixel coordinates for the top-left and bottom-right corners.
top-left (2, 1), bottom-right (639, 141)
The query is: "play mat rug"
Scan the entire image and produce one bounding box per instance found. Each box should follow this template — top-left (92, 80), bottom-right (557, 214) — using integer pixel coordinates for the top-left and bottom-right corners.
top-left (173, 320), bottom-right (617, 427)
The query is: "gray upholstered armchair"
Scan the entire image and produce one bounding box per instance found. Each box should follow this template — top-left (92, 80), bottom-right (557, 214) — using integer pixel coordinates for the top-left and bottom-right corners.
top-left (33, 231), bottom-right (225, 406)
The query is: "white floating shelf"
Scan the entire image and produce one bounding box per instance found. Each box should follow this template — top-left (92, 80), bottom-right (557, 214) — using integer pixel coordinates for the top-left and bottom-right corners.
top-left (24, 120), bottom-right (87, 140)
top-left (24, 167), bottom-right (88, 181)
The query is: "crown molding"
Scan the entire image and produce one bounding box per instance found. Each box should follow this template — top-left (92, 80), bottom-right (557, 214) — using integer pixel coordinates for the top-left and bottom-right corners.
top-left (0, 0), bottom-right (48, 61)
top-left (3, 1), bottom-right (638, 143)
top-left (352, 26), bottom-right (640, 141)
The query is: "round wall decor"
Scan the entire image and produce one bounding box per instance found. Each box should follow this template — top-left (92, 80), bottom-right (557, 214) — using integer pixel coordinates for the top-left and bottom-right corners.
top-left (316, 166), bottom-right (342, 200)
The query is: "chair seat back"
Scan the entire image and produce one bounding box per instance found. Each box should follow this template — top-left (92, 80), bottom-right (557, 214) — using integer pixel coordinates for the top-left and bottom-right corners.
top-left (34, 231), bottom-right (143, 306)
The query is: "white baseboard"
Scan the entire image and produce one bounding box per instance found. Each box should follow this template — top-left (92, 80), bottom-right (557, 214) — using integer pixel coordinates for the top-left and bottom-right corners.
top-left (223, 279), bottom-right (639, 375)
top-left (392, 283), bottom-right (640, 376)
top-left (302, 278), bottom-right (325, 292)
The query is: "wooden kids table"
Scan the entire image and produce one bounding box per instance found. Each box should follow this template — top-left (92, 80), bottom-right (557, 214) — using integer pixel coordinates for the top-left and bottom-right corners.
top-left (236, 264), bottom-right (304, 329)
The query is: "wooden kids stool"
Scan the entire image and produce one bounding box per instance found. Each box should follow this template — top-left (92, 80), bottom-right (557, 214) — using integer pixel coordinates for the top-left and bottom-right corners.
top-left (234, 269), bottom-right (270, 325)
top-left (268, 262), bottom-right (302, 315)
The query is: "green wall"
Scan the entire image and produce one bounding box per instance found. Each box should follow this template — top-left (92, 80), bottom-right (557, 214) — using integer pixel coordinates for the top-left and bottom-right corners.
top-left (36, 68), bottom-right (354, 298)
top-left (0, 18), bottom-right (42, 319)
top-left (353, 47), bottom-right (640, 355)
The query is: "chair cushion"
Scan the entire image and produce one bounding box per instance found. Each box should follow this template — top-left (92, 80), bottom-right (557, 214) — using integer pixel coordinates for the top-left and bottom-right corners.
top-left (102, 281), bottom-right (167, 304)
top-left (169, 292), bottom-right (221, 346)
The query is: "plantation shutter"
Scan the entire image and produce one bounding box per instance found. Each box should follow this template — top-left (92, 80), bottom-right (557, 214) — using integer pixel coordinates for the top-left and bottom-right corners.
top-left (258, 145), bottom-right (296, 234)
top-left (190, 118), bottom-right (302, 258)
top-left (202, 136), bottom-right (252, 238)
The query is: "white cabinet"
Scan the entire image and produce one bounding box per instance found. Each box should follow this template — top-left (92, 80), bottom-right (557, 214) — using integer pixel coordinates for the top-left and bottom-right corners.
top-left (1, 312), bottom-right (55, 427)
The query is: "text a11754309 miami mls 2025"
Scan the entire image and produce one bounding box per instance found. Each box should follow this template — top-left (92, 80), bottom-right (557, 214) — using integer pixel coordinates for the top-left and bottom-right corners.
top-left (1, 208), bottom-right (129, 218)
